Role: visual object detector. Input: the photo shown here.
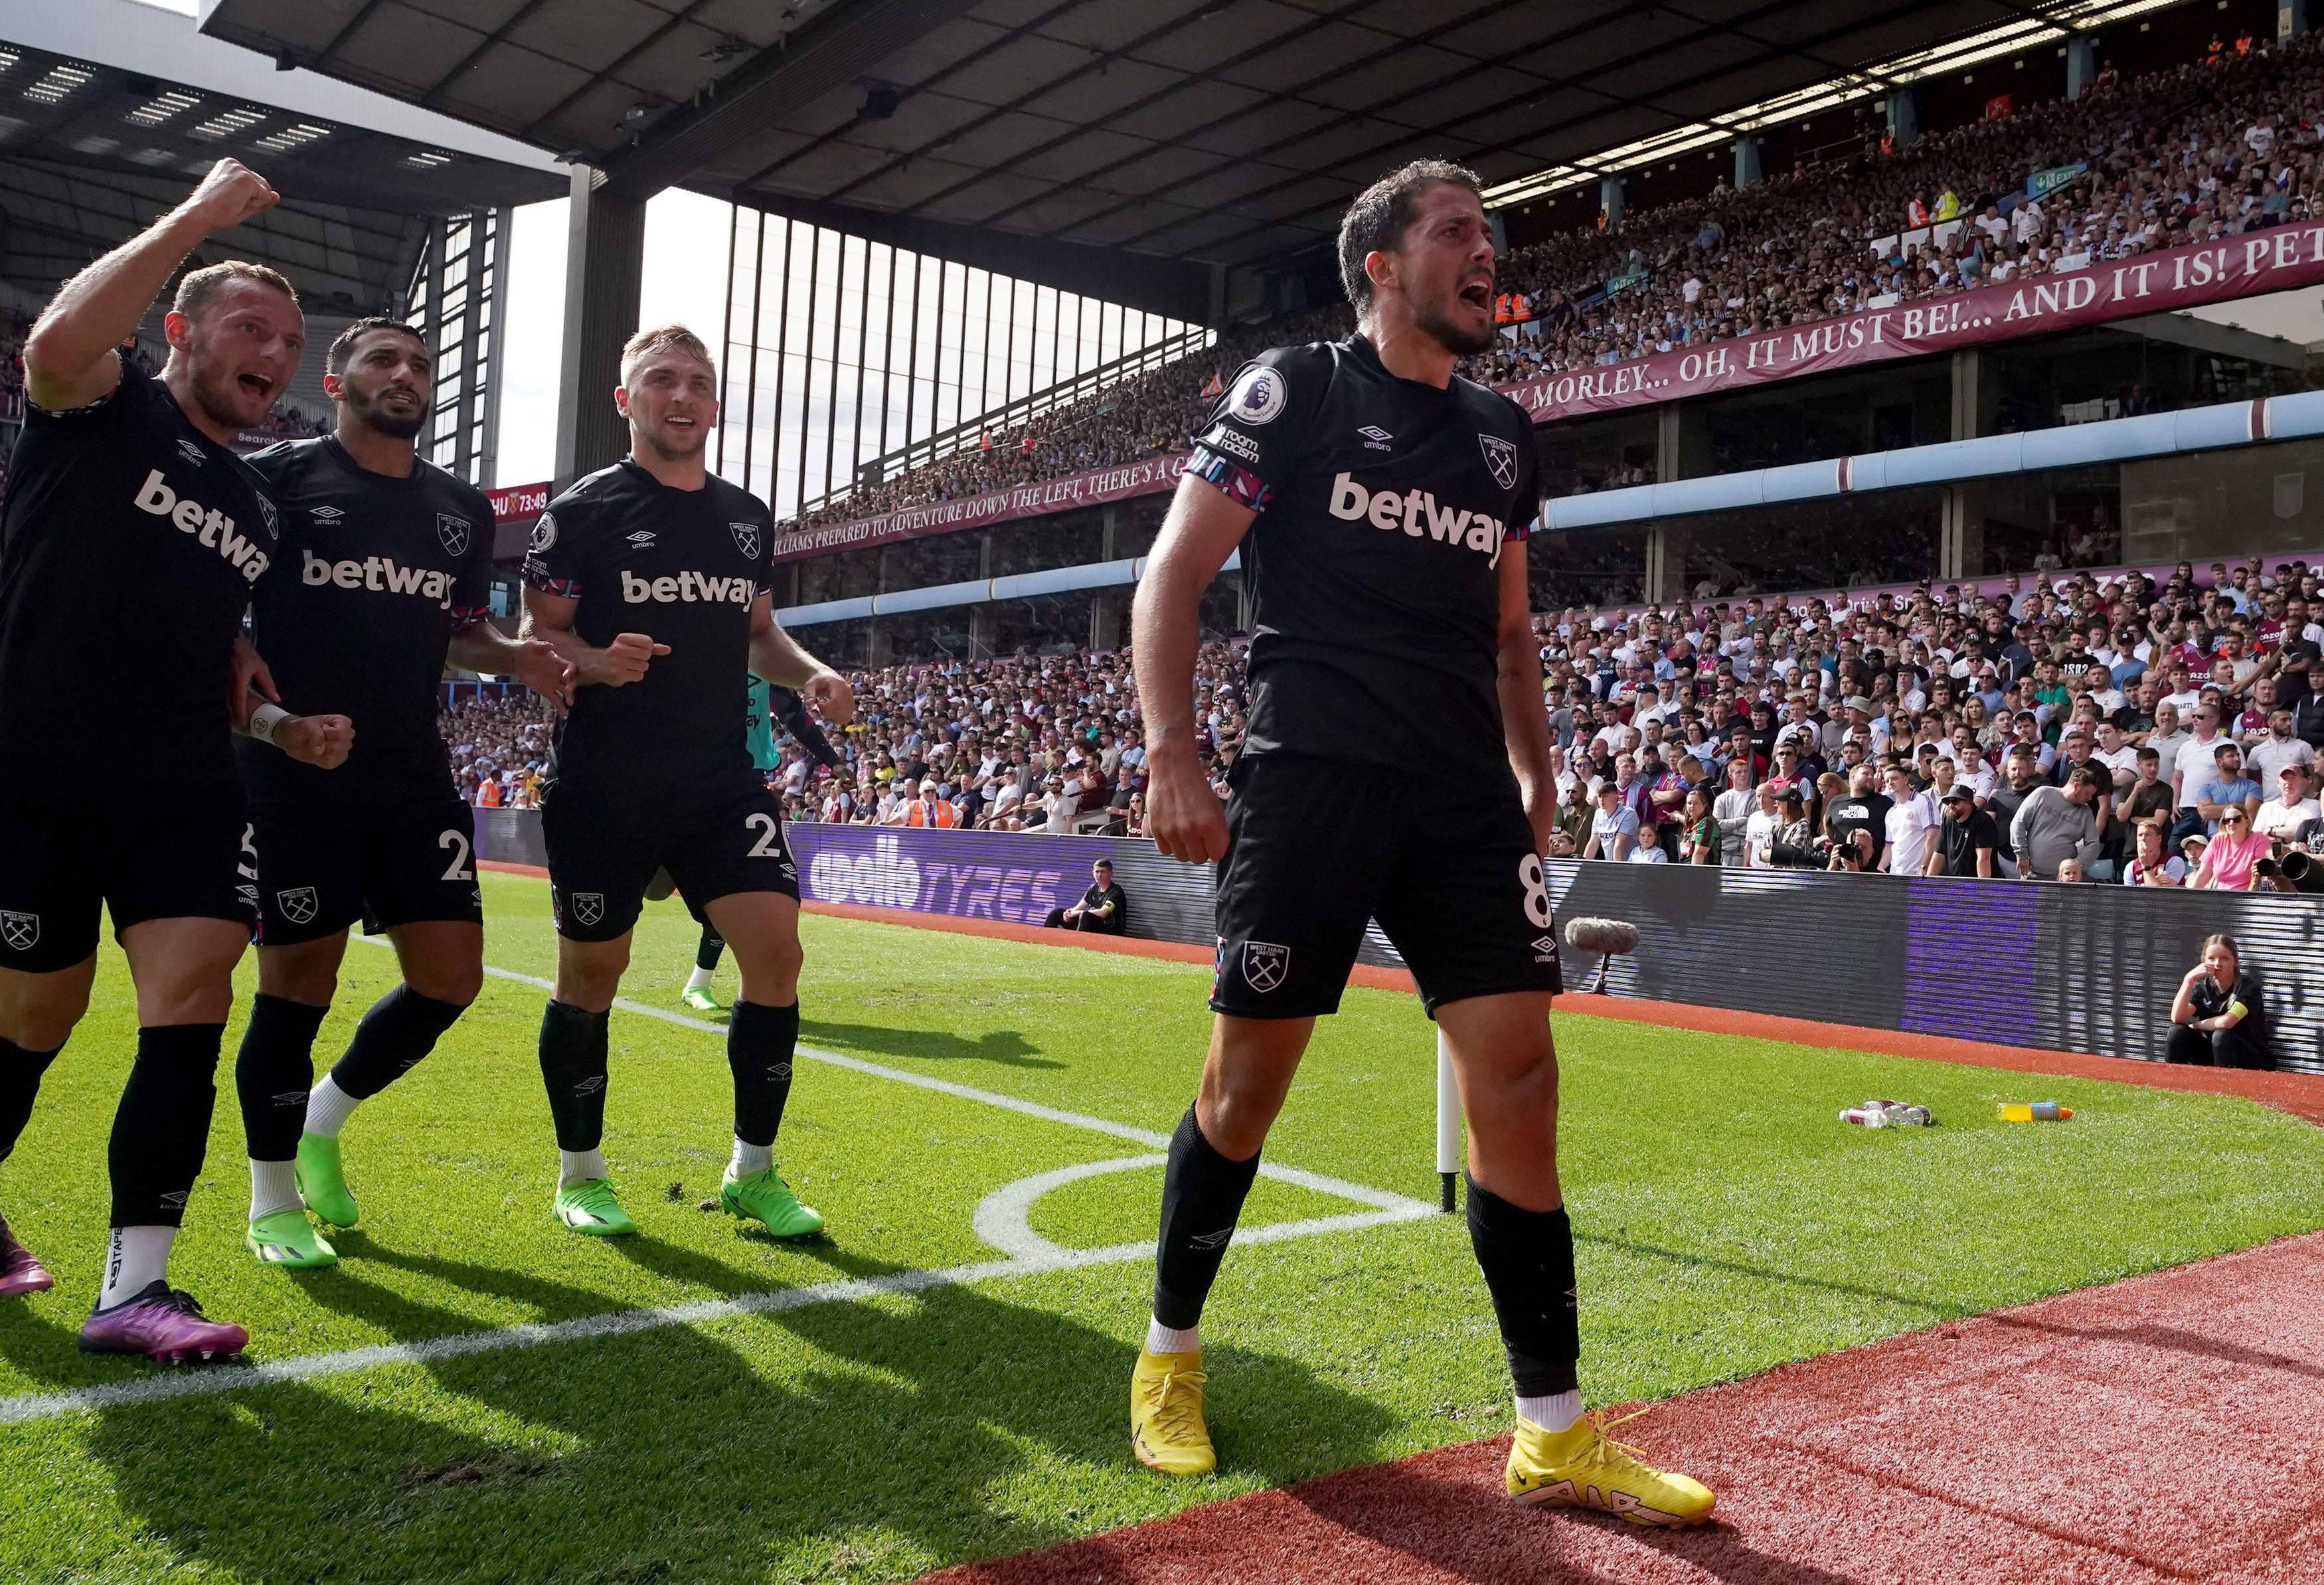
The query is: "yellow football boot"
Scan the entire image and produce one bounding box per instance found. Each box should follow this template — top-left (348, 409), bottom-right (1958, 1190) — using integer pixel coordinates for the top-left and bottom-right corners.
top-left (1129, 1349), bottom-right (1216, 1476)
top-left (1505, 1409), bottom-right (1716, 1527)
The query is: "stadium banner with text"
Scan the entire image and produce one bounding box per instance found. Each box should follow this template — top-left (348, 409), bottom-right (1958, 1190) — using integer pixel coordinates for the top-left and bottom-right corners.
top-left (770, 454), bottom-right (1192, 563)
top-left (1502, 220), bottom-right (2324, 424)
top-left (766, 226), bottom-right (2324, 560)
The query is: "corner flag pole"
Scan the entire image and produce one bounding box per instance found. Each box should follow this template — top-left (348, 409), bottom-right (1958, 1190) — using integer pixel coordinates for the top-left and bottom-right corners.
top-left (1435, 1029), bottom-right (1460, 1212)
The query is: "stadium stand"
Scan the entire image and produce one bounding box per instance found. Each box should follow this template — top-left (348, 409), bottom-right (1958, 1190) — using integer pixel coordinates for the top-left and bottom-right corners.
top-left (775, 32), bottom-right (2324, 533)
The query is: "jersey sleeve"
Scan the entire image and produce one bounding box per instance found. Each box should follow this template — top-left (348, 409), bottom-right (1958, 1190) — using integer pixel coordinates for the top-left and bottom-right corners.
top-left (1503, 399), bottom-right (1542, 542)
top-left (521, 487), bottom-right (592, 599)
top-left (1188, 345), bottom-right (1327, 513)
top-left (452, 482), bottom-right (498, 620)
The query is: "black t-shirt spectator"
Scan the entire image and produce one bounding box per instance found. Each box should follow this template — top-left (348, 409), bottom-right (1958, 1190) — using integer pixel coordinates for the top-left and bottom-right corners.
top-left (1079, 880), bottom-right (1126, 934)
top-left (1935, 809), bottom-right (2000, 876)
top-left (1826, 792), bottom-right (1892, 856)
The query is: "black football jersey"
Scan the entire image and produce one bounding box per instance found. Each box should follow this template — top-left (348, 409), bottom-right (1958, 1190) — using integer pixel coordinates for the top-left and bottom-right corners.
top-left (0, 361), bottom-right (280, 797)
top-left (240, 436), bottom-right (495, 809)
top-left (1189, 333), bottom-right (1541, 786)
top-left (522, 459), bottom-right (774, 807)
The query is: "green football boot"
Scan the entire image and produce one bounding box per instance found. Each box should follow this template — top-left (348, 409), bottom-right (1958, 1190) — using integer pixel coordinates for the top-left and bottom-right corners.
top-left (245, 1209), bottom-right (339, 1269)
top-left (681, 985), bottom-right (725, 1013)
top-left (720, 1166), bottom-right (825, 1238)
top-left (552, 1177), bottom-right (635, 1237)
top-left (295, 1133), bottom-right (361, 1228)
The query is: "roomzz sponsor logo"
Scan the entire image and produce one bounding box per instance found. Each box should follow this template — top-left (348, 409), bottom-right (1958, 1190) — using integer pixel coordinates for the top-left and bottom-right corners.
top-left (301, 549), bottom-right (459, 608)
top-left (620, 570), bottom-right (757, 604)
top-left (132, 469), bottom-right (272, 582)
top-left (1326, 473), bottom-right (1507, 562)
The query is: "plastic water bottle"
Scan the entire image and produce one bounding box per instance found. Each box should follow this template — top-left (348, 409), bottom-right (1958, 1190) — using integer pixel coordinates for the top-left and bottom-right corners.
top-left (1997, 1101), bottom-right (2072, 1122)
top-left (1841, 1100), bottom-right (1934, 1127)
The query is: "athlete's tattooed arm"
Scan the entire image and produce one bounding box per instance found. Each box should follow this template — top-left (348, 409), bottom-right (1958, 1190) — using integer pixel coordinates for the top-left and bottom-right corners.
top-left (519, 585), bottom-right (667, 689)
top-left (1132, 471), bottom-right (1255, 865)
top-left (25, 159), bottom-right (280, 413)
top-left (448, 619), bottom-right (574, 709)
top-left (1495, 541), bottom-right (1557, 857)
top-left (746, 593), bottom-right (854, 725)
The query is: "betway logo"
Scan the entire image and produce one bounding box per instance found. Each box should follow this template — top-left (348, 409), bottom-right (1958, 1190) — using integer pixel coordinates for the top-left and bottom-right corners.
top-left (302, 548), bottom-right (458, 609)
top-left (621, 570), bottom-right (756, 604)
top-left (133, 469), bottom-right (271, 584)
top-left (1327, 473), bottom-right (1506, 564)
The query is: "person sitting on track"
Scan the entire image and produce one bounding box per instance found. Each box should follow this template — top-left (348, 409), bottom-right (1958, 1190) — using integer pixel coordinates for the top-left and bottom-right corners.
top-left (1043, 858), bottom-right (1127, 935)
top-left (2166, 934), bottom-right (2273, 1070)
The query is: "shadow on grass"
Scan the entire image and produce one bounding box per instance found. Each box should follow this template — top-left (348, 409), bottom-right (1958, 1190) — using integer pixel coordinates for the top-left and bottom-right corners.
top-left (68, 1226), bottom-right (1397, 1584)
top-left (803, 1019), bottom-right (1062, 1070)
top-left (1580, 1232), bottom-right (1961, 1320)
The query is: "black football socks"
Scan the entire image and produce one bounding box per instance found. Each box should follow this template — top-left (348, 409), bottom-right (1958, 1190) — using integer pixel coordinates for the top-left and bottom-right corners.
top-left (538, 999), bottom-right (611, 1175)
top-left (0, 1033), bottom-right (63, 1171)
top-left (233, 994), bottom-right (328, 1165)
top-left (726, 999), bottom-right (798, 1171)
top-left (111, 1023), bottom-right (224, 1228)
top-left (326, 985), bottom-right (468, 1104)
top-left (1465, 1172), bottom-right (1582, 1419)
top-left (1150, 1105), bottom-right (1262, 1343)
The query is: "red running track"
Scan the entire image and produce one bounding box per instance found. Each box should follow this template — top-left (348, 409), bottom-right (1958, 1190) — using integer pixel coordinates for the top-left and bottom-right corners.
top-left (926, 1231), bottom-right (2324, 1584)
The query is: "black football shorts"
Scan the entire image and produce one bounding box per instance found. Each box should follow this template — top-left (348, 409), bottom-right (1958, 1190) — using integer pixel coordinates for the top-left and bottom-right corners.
top-left (541, 780), bottom-right (799, 943)
top-left (252, 799), bottom-right (486, 947)
top-left (1210, 754), bottom-right (1562, 1019)
top-left (0, 787), bottom-right (257, 974)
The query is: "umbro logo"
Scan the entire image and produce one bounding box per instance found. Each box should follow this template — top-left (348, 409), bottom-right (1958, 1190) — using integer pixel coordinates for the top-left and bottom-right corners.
top-left (1187, 1228), bottom-right (1235, 1250)
top-left (159, 1191), bottom-right (189, 1209)
top-left (1532, 934), bottom-right (1560, 964)
top-left (627, 530), bottom-right (657, 549)
top-left (574, 1075), bottom-right (606, 1097)
top-left (1357, 425), bottom-right (1394, 451)
top-left (272, 1090), bottom-right (309, 1106)
top-left (311, 505), bottom-right (346, 523)
top-left (177, 438), bottom-right (205, 465)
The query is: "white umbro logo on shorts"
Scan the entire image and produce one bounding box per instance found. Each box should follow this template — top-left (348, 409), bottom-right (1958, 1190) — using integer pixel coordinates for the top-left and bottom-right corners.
top-left (1533, 934), bottom-right (1560, 963)
top-left (0, 912), bottom-right (38, 952)
top-left (570, 892), bottom-right (605, 926)
top-left (1242, 941), bottom-right (1290, 993)
top-left (276, 888), bottom-right (319, 926)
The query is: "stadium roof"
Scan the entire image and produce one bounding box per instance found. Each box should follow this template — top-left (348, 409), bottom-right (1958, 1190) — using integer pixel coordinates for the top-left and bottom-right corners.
top-left (1, 0), bottom-right (563, 316)
top-left (197, 0), bottom-right (2070, 278)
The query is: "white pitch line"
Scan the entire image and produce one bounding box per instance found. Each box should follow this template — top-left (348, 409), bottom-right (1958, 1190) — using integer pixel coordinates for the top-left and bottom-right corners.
top-left (0, 947), bottom-right (1436, 1427)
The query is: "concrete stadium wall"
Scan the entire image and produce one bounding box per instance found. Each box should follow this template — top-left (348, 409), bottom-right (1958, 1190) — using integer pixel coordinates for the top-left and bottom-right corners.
top-left (474, 810), bottom-right (2323, 1074)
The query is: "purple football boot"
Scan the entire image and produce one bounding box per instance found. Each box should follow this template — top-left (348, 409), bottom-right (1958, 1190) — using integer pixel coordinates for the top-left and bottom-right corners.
top-left (78, 1282), bottom-right (248, 1363)
top-left (0, 1216), bottom-right (52, 1298)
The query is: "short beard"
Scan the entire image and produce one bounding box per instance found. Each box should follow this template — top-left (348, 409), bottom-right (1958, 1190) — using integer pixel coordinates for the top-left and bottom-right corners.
top-left (1412, 292), bottom-right (1497, 357)
top-left (183, 352), bottom-right (266, 431)
top-left (639, 419), bottom-right (706, 463)
top-left (346, 388), bottom-right (424, 441)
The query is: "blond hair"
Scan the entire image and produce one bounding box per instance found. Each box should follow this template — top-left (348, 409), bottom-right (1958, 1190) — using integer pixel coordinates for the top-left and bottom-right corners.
top-left (620, 323), bottom-right (714, 384)
top-left (173, 260), bottom-right (298, 321)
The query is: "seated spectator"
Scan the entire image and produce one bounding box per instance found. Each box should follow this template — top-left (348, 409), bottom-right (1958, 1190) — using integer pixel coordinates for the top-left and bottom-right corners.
top-left (2253, 763), bottom-right (2319, 844)
top-left (1044, 857), bottom-right (1127, 935)
top-left (2165, 934), bottom-right (2272, 1069)
top-left (2191, 805), bottom-right (2269, 890)
top-left (1627, 815), bottom-right (1670, 862)
top-left (2124, 819), bottom-right (2187, 886)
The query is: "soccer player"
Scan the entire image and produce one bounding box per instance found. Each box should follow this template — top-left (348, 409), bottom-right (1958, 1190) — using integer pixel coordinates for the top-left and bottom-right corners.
top-left (521, 325), bottom-right (853, 1239)
top-left (0, 160), bottom-right (351, 1359)
top-left (683, 680), bottom-right (838, 1013)
top-left (231, 317), bottom-right (575, 1268)
top-left (1125, 160), bottom-right (1714, 1525)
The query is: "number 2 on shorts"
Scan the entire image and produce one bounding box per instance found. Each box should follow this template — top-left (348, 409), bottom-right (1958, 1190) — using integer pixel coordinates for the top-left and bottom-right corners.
top-left (439, 829), bottom-right (475, 881)
top-left (744, 811), bottom-right (783, 858)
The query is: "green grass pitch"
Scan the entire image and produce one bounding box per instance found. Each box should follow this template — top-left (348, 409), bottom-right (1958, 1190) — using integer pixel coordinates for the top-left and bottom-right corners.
top-left (3, 869), bottom-right (2322, 1583)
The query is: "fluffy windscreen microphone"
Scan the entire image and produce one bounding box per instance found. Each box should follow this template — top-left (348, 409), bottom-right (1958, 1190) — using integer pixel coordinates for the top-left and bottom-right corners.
top-left (1562, 918), bottom-right (1640, 956)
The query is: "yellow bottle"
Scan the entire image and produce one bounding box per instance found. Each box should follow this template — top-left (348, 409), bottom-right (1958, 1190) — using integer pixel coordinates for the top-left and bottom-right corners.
top-left (1997, 1102), bottom-right (2072, 1122)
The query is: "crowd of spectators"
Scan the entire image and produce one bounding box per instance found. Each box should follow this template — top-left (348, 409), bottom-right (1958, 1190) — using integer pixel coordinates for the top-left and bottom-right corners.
top-left (426, 546), bottom-right (2324, 894)
top-left (1545, 553), bottom-right (2324, 890)
top-left (781, 31), bottom-right (2324, 533)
